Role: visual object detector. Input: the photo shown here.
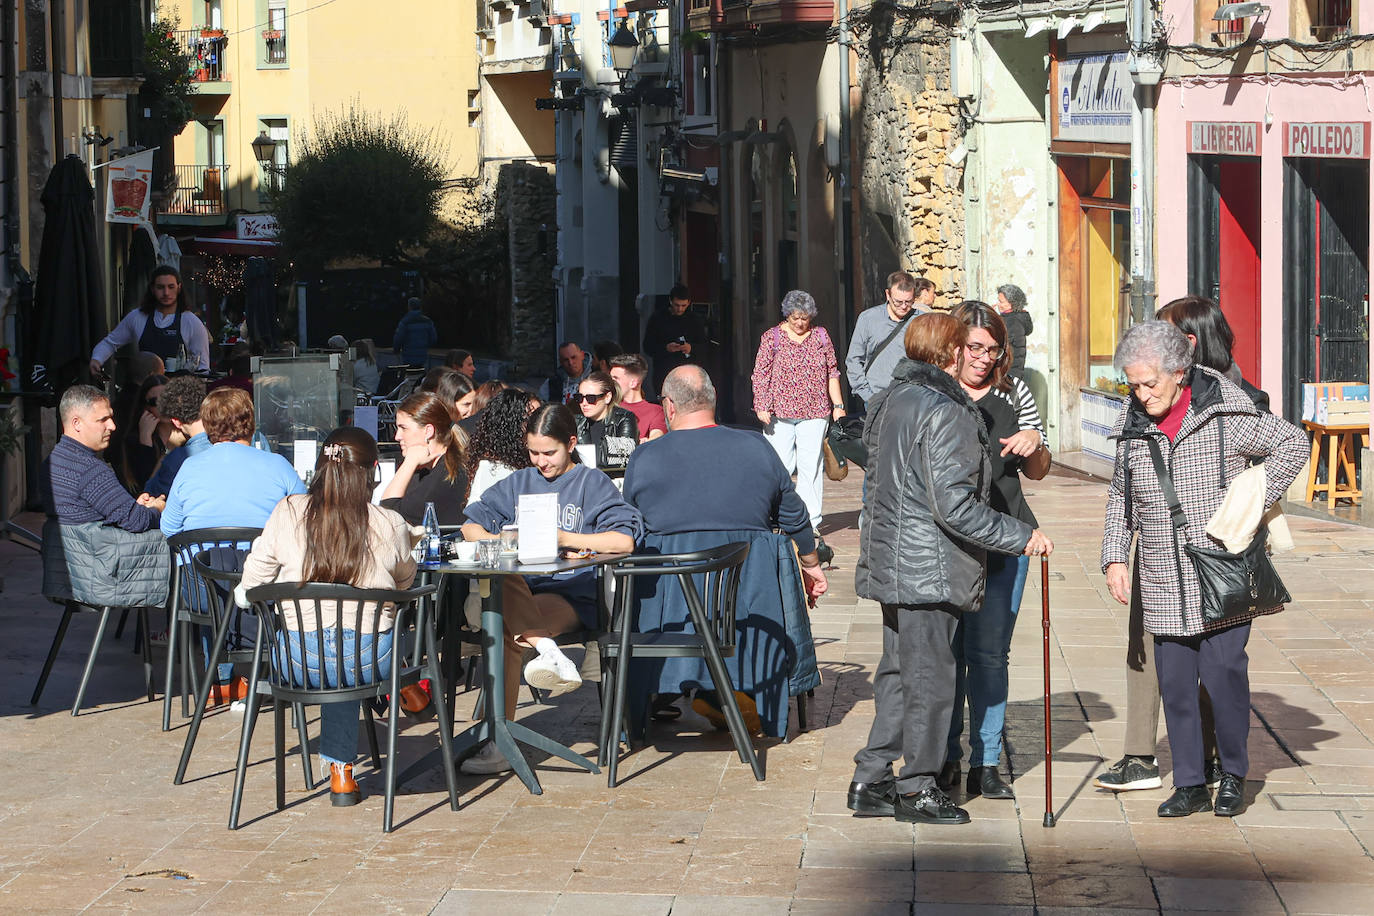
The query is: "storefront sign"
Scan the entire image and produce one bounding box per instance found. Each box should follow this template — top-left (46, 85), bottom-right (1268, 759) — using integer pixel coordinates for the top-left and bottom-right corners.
top-left (1188, 121), bottom-right (1261, 156)
top-left (236, 213), bottom-right (279, 240)
top-left (1057, 51), bottom-right (1132, 144)
top-left (1284, 122), bottom-right (1371, 159)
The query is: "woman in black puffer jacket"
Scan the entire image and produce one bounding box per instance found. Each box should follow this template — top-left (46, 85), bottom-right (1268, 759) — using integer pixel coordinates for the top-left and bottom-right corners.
top-left (573, 370), bottom-right (639, 469)
top-left (848, 313), bottom-right (1052, 827)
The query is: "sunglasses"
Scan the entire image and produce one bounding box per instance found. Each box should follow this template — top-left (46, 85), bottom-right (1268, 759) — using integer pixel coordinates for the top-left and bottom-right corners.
top-left (571, 391), bottom-right (608, 404)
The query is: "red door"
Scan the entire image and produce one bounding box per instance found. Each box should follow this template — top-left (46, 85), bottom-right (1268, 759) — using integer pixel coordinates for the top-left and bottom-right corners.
top-left (1217, 159), bottom-right (1262, 381)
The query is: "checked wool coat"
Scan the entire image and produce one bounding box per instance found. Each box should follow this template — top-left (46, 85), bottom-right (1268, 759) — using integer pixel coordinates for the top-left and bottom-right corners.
top-left (1100, 366), bottom-right (1307, 637)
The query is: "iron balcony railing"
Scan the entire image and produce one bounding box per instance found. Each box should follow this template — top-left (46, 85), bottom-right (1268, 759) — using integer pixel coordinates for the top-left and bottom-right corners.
top-left (172, 28), bottom-right (229, 82)
top-left (159, 164), bottom-right (229, 216)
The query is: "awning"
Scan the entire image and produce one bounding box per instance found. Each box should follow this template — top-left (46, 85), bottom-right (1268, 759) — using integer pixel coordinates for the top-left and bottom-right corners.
top-left (184, 236), bottom-right (279, 257)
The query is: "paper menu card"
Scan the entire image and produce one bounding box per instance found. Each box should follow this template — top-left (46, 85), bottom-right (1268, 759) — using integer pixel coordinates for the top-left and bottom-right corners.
top-left (372, 459), bottom-right (396, 505)
top-left (517, 492), bottom-right (559, 564)
top-left (574, 444), bottom-right (598, 467)
top-left (293, 438), bottom-right (318, 481)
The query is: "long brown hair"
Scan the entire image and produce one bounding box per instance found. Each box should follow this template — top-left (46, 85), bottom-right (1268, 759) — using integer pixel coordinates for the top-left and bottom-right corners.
top-left (398, 389), bottom-right (465, 482)
top-left (951, 300), bottom-right (1012, 392)
top-left (302, 427), bottom-right (379, 585)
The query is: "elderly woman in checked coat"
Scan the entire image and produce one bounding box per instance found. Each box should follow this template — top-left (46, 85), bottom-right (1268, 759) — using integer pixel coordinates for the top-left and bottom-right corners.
top-left (1100, 321), bottom-right (1306, 820)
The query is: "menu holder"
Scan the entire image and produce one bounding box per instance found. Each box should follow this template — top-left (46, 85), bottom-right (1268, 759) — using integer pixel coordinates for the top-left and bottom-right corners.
top-left (373, 459), bottom-right (396, 505)
top-left (517, 492), bottom-right (559, 564)
top-left (293, 438), bottom-right (318, 482)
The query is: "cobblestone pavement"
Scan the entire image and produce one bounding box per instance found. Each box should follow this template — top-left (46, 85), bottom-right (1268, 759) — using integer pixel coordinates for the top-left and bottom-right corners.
top-left (3, 469), bottom-right (1374, 914)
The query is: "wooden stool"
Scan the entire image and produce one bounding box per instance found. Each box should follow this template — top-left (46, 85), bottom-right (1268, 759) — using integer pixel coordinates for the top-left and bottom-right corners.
top-left (1303, 420), bottom-right (1370, 509)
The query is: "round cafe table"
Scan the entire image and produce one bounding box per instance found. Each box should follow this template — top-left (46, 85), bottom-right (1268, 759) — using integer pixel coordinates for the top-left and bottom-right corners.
top-left (395, 552), bottom-right (626, 795)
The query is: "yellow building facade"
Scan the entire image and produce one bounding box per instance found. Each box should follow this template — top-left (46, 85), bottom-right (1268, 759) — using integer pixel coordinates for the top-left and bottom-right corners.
top-left (161, 0), bottom-right (481, 224)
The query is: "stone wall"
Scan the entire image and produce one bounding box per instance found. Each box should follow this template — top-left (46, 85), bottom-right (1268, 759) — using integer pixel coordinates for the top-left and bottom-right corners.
top-left (494, 161), bottom-right (557, 377)
top-left (855, 13), bottom-right (963, 306)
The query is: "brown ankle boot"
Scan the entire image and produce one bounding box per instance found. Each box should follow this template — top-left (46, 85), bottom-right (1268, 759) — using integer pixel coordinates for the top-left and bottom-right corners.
top-left (330, 762), bottom-right (361, 807)
top-left (398, 684), bottom-right (434, 721)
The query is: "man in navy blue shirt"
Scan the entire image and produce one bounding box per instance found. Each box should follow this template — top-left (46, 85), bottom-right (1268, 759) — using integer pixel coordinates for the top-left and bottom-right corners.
top-left (142, 375), bottom-right (211, 499)
top-left (623, 365), bottom-right (827, 599)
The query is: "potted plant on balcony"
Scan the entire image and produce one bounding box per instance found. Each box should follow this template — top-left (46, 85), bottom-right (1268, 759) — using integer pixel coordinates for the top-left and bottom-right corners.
top-left (200, 27), bottom-right (225, 39)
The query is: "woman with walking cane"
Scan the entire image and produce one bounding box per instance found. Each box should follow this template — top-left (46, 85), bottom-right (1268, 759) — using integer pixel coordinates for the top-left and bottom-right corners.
top-left (847, 313), bottom-right (1052, 825)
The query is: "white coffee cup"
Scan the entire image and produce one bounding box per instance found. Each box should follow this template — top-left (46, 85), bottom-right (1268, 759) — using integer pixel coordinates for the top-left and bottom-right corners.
top-left (454, 540), bottom-right (478, 563)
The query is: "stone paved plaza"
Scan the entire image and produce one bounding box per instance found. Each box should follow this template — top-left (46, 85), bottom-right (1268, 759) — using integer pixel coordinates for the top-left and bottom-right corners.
top-left (3, 469), bottom-right (1374, 914)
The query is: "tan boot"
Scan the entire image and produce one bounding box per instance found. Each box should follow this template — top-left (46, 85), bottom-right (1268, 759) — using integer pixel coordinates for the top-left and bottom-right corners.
top-left (330, 762), bottom-right (361, 807)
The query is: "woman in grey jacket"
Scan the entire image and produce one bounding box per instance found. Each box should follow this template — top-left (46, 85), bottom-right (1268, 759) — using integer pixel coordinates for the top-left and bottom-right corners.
top-left (848, 313), bottom-right (1052, 825)
top-left (1101, 321), bottom-right (1305, 818)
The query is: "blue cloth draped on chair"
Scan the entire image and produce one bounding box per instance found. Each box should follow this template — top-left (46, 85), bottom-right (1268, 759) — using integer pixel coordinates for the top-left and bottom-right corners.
top-left (627, 529), bottom-right (821, 738)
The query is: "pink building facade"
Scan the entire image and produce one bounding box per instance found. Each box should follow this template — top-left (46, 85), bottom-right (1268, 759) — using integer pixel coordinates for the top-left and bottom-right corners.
top-left (1154, 0), bottom-right (1374, 423)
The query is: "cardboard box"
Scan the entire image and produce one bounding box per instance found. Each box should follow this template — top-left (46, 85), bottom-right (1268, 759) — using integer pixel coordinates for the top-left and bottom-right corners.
top-left (1302, 382), bottom-right (1370, 425)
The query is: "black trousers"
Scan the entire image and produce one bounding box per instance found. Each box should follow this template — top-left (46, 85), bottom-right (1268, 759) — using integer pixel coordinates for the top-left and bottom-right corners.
top-left (1153, 621), bottom-right (1252, 788)
top-left (853, 603), bottom-right (961, 795)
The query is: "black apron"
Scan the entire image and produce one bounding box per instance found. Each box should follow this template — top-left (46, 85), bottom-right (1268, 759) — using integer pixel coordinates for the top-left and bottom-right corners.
top-left (137, 310), bottom-right (184, 360)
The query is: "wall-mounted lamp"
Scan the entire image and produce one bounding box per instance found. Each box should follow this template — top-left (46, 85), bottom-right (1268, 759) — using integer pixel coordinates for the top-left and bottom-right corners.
top-left (608, 23), bottom-right (638, 77)
top-left (1081, 11), bottom-right (1105, 31)
top-left (1214, 2), bottom-right (1267, 19)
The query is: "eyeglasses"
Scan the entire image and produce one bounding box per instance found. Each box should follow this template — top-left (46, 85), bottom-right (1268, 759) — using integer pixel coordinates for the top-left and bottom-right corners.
top-left (966, 342), bottom-right (1004, 360)
top-left (571, 391), bottom-right (608, 404)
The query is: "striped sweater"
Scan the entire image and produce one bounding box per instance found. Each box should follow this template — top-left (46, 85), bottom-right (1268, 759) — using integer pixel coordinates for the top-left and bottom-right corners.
top-left (43, 435), bottom-right (160, 532)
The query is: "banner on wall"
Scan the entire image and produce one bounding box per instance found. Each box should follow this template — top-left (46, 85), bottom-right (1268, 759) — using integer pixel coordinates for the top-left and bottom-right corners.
top-left (103, 149), bottom-right (156, 224)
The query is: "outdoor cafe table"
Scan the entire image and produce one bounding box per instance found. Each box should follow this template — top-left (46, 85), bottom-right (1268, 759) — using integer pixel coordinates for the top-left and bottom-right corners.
top-left (395, 552), bottom-right (628, 796)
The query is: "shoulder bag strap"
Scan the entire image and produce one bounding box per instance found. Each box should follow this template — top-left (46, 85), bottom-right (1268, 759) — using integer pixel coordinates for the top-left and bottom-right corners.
top-left (864, 313), bottom-right (913, 373)
top-left (1143, 436), bottom-right (1188, 536)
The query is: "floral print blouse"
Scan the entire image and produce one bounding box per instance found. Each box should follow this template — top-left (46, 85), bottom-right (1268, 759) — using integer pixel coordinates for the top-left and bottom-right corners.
top-left (751, 325), bottom-right (840, 420)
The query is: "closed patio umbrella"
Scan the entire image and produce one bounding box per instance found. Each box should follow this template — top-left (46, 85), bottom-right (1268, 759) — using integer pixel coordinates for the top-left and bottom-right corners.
top-left (243, 256), bottom-right (278, 348)
top-left (23, 155), bottom-right (106, 395)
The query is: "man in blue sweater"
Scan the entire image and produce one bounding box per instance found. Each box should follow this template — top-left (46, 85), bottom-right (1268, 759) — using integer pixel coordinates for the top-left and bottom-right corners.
top-left (46, 385), bottom-right (163, 531)
top-left (142, 375), bottom-right (211, 499)
top-left (624, 365), bottom-right (828, 595)
top-left (392, 297), bottom-right (437, 367)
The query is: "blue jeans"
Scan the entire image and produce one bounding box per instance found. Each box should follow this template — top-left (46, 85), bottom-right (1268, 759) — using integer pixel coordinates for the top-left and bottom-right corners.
top-left (278, 630), bottom-right (393, 767)
top-left (947, 554), bottom-right (1029, 767)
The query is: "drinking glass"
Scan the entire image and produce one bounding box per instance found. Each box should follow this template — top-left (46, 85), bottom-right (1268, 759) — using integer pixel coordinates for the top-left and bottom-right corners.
top-left (500, 525), bottom-right (519, 555)
top-left (477, 539), bottom-right (501, 568)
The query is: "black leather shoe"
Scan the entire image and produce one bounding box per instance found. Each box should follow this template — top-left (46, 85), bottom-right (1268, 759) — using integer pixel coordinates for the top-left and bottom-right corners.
top-left (966, 765), bottom-right (1015, 800)
top-left (1213, 774), bottom-right (1246, 817)
top-left (1204, 756), bottom-right (1225, 788)
top-left (894, 787), bottom-right (971, 825)
top-left (936, 761), bottom-right (961, 792)
top-left (1157, 784), bottom-right (1212, 818)
top-left (847, 775), bottom-right (897, 817)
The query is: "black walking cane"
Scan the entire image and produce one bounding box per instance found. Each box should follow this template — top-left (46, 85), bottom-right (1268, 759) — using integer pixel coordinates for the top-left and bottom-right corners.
top-left (1041, 554), bottom-right (1056, 827)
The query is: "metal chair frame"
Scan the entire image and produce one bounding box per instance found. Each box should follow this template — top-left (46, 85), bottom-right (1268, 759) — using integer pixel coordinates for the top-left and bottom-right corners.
top-left (597, 542), bottom-right (758, 787)
top-left (30, 599), bottom-right (155, 716)
top-left (174, 549), bottom-right (316, 787)
top-left (229, 582), bottom-right (459, 833)
top-left (162, 528), bottom-right (264, 731)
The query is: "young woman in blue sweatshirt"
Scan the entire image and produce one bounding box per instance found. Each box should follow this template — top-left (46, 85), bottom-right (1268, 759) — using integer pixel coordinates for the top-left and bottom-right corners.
top-left (461, 403), bottom-right (643, 774)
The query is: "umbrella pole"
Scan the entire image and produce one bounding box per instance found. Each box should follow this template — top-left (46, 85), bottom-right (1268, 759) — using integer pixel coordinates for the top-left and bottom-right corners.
top-left (1041, 554), bottom-right (1055, 827)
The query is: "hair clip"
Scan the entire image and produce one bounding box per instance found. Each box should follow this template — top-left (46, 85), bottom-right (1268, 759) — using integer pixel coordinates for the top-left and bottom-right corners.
top-left (322, 443), bottom-right (343, 461)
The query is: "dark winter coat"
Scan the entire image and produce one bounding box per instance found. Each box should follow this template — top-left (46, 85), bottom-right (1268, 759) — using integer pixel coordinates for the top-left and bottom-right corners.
top-left (1003, 309), bottom-right (1033, 377)
top-left (1100, 366), bottom-right (1306, 637)
top-left (392, 310), bottom-right (437, 366)
top-left (855, 357), bottom-right (1032, 611)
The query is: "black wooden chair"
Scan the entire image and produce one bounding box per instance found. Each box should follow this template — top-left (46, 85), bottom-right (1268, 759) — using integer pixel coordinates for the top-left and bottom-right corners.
top-left (163, 528), bottom-right (264, 731)
top-left (173, 549), bottom-right (315, 788)
top-left (596, 542), bottom-right (757, 787)
top-left (230, 582), bottom-right (459, 832)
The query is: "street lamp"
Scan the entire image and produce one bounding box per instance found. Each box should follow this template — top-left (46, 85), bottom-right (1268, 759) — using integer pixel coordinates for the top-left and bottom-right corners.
top-left (251, 130), bottom-right (282, 191)
top-left (607, 22), bottom-right (638, 77)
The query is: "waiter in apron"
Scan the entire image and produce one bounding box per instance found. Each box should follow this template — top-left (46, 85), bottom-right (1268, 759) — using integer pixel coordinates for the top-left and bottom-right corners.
top-left (91, 266), bottom-right (212, 376)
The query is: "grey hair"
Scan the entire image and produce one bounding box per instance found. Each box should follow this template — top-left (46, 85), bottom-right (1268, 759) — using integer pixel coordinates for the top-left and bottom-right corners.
top-left (780, 289), bottom-right (818, 320)
top-left (1113, 321), bottom-right (1193, 375)
top-left (996, 284), bottom-right (1027, 312)
top-left (59, 384), bottom-right (109, 426)
top-left (661, 364), bottom-right (716, 414)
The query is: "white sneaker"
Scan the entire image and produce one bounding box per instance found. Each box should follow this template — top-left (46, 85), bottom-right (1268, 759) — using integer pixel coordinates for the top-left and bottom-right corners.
top-left (229, 699), bottom-right (247, 713)
top-left (459, 742), bottom-right (513, 775)
top-left (523, 651), bottom-right (583, 697)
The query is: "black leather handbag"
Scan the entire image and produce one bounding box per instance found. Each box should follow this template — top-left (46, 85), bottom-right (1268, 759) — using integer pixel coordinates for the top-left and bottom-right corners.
top-left (1144, 438), bottom-right (1289, 625)
top-left (827, 415), bottom-right (868, 469)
